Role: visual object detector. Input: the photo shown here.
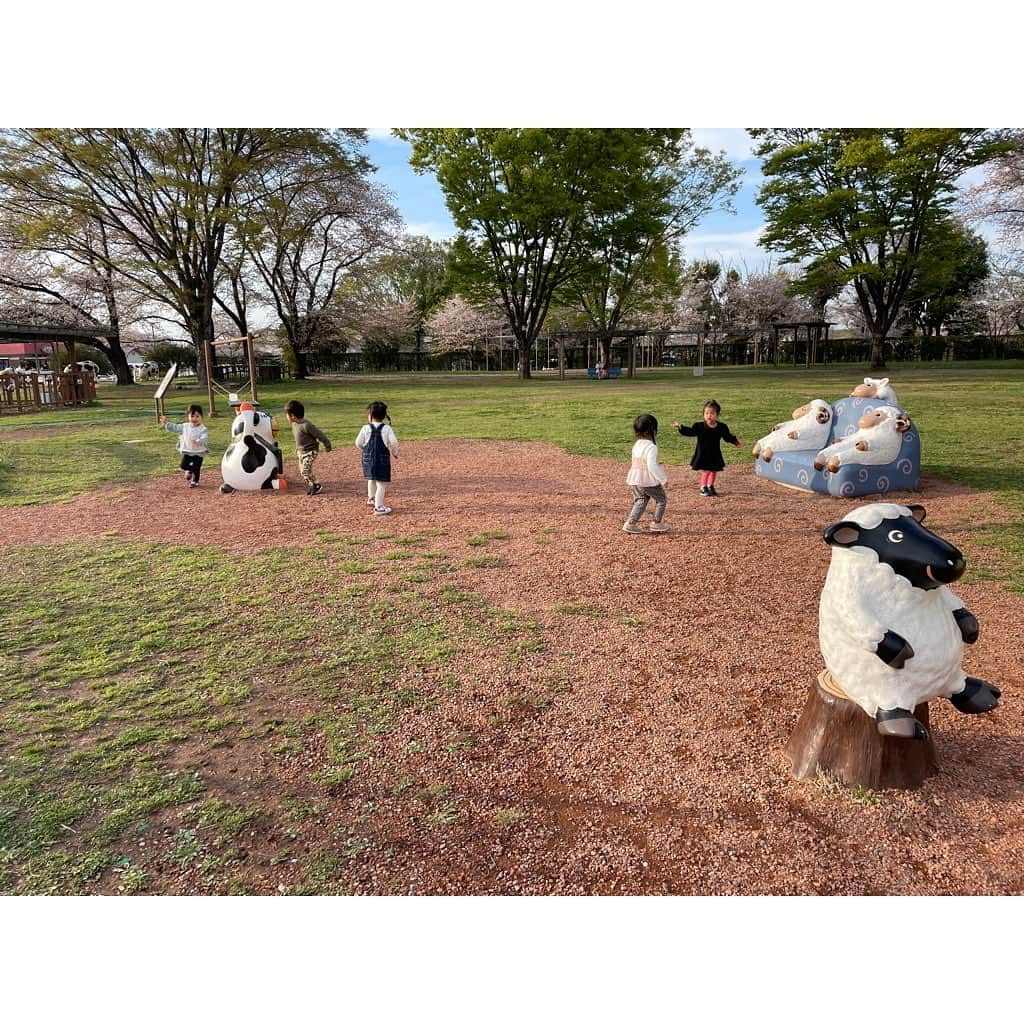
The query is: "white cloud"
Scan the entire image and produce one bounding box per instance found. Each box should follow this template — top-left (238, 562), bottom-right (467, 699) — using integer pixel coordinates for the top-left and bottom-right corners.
top-left (366, 128), bottom-right (402, 142)
top-left (691, 128), bottom-right (756, 161)
top-left (681, 227), bottom-right (776, 270)
top-left (404, 220), bottom-right (457, 241)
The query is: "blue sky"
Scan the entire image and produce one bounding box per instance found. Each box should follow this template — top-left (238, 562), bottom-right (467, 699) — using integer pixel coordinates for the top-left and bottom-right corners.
top-left (366, 128), bottom-right (774, 271)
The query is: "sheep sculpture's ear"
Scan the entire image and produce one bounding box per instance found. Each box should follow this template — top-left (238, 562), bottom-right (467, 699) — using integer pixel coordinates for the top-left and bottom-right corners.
top-left (907, 504), bottom-right (926, 523)
top-left (824, 522), bottom-right (861, 547)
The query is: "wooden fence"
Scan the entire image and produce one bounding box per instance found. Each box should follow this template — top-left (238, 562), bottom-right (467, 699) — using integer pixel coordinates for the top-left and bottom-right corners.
top-left (0, 369), bottom-right (96, 415)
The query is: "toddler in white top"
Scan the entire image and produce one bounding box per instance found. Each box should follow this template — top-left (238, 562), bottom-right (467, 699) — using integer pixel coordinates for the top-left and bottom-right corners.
top-left (623, 413), bottom-right (669, 534)
top-left (355, 400), bottom-right (399, 515)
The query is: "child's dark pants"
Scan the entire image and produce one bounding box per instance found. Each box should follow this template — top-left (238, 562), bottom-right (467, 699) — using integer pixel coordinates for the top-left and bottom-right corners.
top-left (180, 453), bottom-right (204, 482)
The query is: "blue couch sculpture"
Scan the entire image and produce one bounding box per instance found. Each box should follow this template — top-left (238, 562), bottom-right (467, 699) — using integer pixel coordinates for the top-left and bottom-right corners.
top-left (753, 395), bottom-right (921, 497)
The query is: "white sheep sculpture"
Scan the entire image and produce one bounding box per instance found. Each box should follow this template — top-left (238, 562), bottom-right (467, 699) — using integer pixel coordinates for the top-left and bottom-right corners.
top-left (752, 399), bottom-right (832, 462)
top-left (819, 502), bottom-right (1001, 738)
top-left (851, 376), bottom-right (898, 405)
top-left (813, 405), bottom-right (911, 474)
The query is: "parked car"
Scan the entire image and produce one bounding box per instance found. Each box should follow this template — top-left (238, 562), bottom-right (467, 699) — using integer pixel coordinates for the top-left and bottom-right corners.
top-left (96, 373), bottom-right (117, 383)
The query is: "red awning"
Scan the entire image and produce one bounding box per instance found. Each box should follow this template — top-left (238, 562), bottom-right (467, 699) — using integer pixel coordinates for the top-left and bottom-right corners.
top-left (0, 342), bottom-right (54, 356)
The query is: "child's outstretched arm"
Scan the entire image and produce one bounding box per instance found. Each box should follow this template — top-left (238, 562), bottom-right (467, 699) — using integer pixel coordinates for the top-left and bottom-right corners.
top-left (673, 421), bottom-right (698, 437)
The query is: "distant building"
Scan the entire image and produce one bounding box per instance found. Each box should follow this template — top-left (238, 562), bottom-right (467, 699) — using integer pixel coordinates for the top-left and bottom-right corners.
top-left (0, 341), bottom-right (54, 370)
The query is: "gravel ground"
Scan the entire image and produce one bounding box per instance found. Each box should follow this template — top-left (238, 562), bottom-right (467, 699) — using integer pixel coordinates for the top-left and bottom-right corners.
top-left (7, 439), bottom-right (1024, 894)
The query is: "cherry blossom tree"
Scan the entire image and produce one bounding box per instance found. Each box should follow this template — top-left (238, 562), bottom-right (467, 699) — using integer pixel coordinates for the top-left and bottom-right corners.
top-left (426, 296), bottom-right (507, 369)
top-left (965, 130), bottom-right (1024, 258)
top-left (241, 156), bottom-right (402, 378)
top-left (0, 129), bottom-right (373, 389)
top-left (721, 268), bottom-right (811, 328)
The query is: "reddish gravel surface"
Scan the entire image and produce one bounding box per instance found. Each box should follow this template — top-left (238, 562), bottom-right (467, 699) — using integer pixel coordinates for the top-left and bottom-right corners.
top-left (8, 439), bottom-right (1024, 894)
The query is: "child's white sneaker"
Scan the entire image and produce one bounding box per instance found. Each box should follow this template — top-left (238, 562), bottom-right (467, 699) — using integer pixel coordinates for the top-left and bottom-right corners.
top-left (622, 521), bottom-right (644, 534)
top-left (366, 497), bottom-right (375, 505)
top-left (648, 520), bottom-right (669, 533)
top-left (373, 506), bottom-right (392, 516)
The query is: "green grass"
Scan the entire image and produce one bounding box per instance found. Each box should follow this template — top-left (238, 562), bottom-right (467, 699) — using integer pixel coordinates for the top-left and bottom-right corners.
top-left (4, 362), bottom-right (1024, 511)
top-left (463, 554), bottom-right (504, 569)
top-left (0, 538), bottom-right (543, 894)
top-left (466, 530), bottom-right (510, 547)
top-left (2, 362), bottom-right (1023, 892)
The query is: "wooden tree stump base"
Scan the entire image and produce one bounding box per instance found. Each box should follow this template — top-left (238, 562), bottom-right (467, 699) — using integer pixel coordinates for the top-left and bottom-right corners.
top-left (785, 670), bottom-right (939, 790)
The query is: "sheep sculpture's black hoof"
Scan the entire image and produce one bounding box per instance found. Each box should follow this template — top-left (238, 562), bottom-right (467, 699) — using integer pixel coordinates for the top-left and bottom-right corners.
top-left (950, 677), bottom-right (1001, 715)
top-left (876, 708), bottom-right (929, 740)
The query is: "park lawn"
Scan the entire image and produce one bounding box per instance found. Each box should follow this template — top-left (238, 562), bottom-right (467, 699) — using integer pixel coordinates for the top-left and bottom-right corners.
top-left (3, 361), bottom-right (1023, 562)
top-left (1, 361), bottom-right (1023, 893)
top-left (0, 533), bottom-right (549, 894)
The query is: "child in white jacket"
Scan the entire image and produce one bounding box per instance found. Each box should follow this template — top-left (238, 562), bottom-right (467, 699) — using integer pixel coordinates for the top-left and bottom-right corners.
top-left (623, 413), bottom-right (669, 534)
top-left (160, 404), bottom-right (209, 488)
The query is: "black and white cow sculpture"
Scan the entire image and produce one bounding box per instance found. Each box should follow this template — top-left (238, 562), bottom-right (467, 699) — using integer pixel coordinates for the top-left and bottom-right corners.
top-left (220, 402), bottom-right (287, 493)
top-left (819, 502), bottom-right (1001, 739)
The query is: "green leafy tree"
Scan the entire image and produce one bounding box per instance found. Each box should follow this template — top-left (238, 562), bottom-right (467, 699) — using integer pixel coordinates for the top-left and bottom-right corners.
top-left (751, 129), bottom-right (1007, 367)
top-left (145, 341), bottom-right (198, 372)
top-left (563, 132), bottom-right (740, 369)
top-left (799, 257), bottom-right (846, 320)
top-left (360, 237), bottom-right (453, 370)
top-left (401, 129), bottom-right (690, 379)
top-left (900, 219), bottom-right (989, 337)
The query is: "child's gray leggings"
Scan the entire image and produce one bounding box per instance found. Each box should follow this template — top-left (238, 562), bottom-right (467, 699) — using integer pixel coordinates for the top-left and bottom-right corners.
top-left (628, 485), bottom-right (667, 523)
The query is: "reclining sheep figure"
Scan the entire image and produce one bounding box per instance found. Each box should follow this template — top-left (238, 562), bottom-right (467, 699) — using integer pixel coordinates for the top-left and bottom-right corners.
top-left (819, 502), bottom-right (1001, 739)
top-left (851, 376), bottom-right (899, 405)
top-left (813, 405), bottom-right (911, 474)
top-left (752, 399), bottom-right (832, 462)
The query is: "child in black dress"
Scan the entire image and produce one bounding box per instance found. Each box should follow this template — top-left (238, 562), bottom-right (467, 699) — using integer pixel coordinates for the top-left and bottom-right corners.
top-left (673, 399), bottom-right (740, 496)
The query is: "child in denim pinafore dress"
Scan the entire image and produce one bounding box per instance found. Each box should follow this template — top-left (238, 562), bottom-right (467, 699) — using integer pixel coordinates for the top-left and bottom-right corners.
top-left (355, 401), bottom-right (399, 515)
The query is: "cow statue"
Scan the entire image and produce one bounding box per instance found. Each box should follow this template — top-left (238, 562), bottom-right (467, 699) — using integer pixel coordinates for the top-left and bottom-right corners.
top-left (851, 376), bottom-right (899, 405)
top-left (819, 502), bottom-right (1001, 739)
top-left (752, 399), bottom-right (832, 462)
top-left (220, 402), bottom-right (287, 493)
top-left (813, 405), bottom-right (911, 474)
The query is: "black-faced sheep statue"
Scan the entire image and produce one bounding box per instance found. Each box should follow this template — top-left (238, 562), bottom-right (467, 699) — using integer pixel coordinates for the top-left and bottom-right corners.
top-left (818, 502), bottom-right (1001, 740)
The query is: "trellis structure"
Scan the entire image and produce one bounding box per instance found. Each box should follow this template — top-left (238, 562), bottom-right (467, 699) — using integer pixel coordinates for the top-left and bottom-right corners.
top-left (529, 321), bottom-right (835, 376)
top-left (204, 333), bottom-right (259, 416)
top-left (768, 321), bottom-right (834, 367)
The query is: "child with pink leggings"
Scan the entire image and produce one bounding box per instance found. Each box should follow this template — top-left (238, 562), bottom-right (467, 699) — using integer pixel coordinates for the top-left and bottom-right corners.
top-left (672, 399), bottom-right (740, 497)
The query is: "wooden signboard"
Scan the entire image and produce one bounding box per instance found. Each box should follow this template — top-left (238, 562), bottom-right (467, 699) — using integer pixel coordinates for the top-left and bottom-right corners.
top-left (153, 363), bottom-right (178, 422)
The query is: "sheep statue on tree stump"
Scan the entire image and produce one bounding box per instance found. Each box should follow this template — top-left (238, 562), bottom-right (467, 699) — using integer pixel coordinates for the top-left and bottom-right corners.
top-left (785, 502), bottom-right (1002, 790)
